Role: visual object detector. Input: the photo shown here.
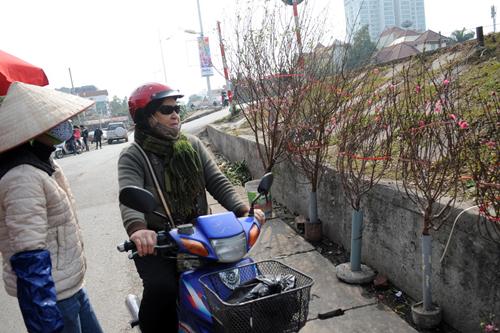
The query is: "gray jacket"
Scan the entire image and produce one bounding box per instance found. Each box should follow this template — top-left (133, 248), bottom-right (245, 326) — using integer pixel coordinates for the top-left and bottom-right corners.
top-left (118, 134), bottom-right (247, 235)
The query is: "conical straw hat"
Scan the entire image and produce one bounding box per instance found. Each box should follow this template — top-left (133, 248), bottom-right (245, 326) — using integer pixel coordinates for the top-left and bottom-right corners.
top-left (0, 82), bottom-right (94, 153)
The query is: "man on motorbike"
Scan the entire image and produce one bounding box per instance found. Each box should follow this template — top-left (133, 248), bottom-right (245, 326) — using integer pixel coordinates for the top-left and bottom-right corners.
top-left (117, 82), bottom-right (265, 332)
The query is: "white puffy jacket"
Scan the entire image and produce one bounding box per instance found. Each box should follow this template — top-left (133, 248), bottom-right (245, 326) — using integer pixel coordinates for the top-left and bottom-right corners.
top-left (0, 162), bottom-right (86, 300)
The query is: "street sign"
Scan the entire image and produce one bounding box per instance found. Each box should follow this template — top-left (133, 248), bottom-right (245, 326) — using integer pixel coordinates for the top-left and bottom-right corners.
top-left (282, 0), bottom-right (304, 5)
top-left (197, 36), bottom-right (214, 77)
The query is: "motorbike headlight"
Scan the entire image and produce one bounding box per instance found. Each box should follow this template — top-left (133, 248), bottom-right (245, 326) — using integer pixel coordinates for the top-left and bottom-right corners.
top-left (210, 232), bottom-right (247, 263)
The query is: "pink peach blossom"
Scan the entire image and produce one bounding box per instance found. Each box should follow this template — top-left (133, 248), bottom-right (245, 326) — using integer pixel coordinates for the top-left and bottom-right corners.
top-left (434, 100), bottom-right (442, 113)
top-left (484, 323), bottom-right (498, 332)
top-left (485, 141), bottom-right (496, 149)
top-left (458, 120), bottom-right (469, 129)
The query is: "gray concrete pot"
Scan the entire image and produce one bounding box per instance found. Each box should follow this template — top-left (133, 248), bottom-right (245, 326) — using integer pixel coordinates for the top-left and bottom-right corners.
top-left (335, 262), bottom-right (376, 284)
top-left (411, 301), bottom-right (442, 329)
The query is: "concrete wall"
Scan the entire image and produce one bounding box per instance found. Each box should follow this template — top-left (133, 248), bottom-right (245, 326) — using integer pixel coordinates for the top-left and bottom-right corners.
top-left (207, 125), bottom-right (500, 333)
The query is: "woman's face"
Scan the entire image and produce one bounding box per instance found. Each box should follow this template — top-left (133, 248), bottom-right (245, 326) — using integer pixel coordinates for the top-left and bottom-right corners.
top-left (152, 97), bottom-right (180, 130)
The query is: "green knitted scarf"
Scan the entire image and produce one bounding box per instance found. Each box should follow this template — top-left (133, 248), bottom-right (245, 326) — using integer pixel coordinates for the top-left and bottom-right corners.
top-left (135, 127), bottom-right (204, 220)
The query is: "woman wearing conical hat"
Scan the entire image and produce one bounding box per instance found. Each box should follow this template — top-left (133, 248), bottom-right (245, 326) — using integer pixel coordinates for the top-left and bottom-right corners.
top-left (0, 83), bottom-right (103, 333)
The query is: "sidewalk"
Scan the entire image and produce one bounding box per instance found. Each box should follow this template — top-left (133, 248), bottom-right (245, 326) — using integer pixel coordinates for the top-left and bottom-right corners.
top-left (207, 187), bottom-right (418, 333)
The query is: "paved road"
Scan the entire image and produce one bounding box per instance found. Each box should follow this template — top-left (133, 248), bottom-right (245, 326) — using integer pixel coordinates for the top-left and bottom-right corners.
top-left (182, 107), bottom-right (230, 134)
top-left (0, 110), bottom-right (229, 332)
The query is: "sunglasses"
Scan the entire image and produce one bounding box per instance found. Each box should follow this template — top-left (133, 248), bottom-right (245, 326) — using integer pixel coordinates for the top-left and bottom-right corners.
top-left (157, 105), bottom-right (181, 115)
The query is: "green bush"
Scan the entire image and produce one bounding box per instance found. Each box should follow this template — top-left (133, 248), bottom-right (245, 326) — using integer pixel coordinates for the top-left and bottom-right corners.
top-left (219, 159), bottom-right (252, 186)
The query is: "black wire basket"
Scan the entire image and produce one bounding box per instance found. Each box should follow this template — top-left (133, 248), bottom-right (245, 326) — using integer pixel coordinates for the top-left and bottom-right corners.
top-left (199, 260), bottom-right (314, 333)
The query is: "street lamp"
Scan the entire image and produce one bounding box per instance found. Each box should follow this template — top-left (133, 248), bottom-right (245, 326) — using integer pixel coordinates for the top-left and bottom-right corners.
top-left (159, 34), bottom-right (172, 84)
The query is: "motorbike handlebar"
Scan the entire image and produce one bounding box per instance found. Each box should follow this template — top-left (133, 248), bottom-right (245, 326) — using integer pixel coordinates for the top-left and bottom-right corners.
top-left (117, 231), bottom-right (176, 259)
top-left (117, 240), bottom-right (136, 253)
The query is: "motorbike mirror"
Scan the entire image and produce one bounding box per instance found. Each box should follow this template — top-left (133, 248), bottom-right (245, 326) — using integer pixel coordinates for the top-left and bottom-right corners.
top-left (249, 173), bottom-right (273, 217)
top-left (119, 186), bottom-right (157, 214)
top-left (257, 172), bottom-right (273, 195)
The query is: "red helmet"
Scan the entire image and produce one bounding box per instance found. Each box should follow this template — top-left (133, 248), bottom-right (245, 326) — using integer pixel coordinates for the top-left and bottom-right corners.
top-left (128, 83), bottom-right (184, 121)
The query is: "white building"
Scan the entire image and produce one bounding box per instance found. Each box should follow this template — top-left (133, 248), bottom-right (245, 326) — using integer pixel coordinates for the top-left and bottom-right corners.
top-left (412, 30), bottom-right (451, 52)
top-left (374, 29), bottom-right (452, 64)
top-left (344, 0), bottom-right (426, 42)
top-left (377, 26), bottom-right (420, 49)
top-left (79, 90), bottom-right (110, 117)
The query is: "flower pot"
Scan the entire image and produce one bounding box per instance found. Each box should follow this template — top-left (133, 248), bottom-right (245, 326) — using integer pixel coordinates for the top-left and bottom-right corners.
top-left (304, 221), bottom-right (322, 242)
top-left (245, 179), bottom-right (273, 218)
top-left (411, 301), bottom-right (442, 329)
top-left (335, 262), bottom-right (376, 284)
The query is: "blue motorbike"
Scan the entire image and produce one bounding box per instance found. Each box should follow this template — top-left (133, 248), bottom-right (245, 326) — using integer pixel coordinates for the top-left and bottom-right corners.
top-left (117, 173), bottom-right (313, 332)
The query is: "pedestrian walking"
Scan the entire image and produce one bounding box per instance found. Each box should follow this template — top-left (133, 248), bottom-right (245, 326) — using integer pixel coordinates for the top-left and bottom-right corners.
top-left (94, 127), bottom-right (103, 149)
top-left (0, 82), bottom-right (104, 333)
top-left (118, 82), bottom-right (265, 332)
top-left (80, 125), bottom-right (89, 151)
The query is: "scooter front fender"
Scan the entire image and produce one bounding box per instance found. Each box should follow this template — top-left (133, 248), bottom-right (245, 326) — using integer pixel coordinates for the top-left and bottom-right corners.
top-left (177, 257), bottom-right (254, 332)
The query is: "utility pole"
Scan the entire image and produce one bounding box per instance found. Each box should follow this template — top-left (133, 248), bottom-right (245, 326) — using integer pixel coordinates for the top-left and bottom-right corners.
top-left (216, 21), bottom-right (233, 113)
top-left (68, 67), bottom-right (75, 95)
top-left (159, 32), bottom-right (168, 84)
top-left (283, 0), bottom-right (304, 68)
top-left (293, 0), bottom-right (303, 67)
top-left (196, 0), bottom-right (212, 101)
top-left (68, 67), bottom-right (84, 124)
top-left (492, 5), bottom-right (497, 33)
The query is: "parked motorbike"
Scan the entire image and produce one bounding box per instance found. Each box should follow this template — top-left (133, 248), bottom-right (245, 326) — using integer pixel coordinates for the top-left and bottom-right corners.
top-left (54, 139), bottom-right (83, 158)
top-left (117, 173), bottom-right (314, 333)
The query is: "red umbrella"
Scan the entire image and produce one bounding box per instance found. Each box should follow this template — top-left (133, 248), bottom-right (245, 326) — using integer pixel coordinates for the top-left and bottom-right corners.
top-left (0, 50), bottom-right (49, 95)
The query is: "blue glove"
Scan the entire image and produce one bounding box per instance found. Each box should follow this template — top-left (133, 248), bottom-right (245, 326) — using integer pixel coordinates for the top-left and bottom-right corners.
top-left (10, 250), bottom-right (64, 333)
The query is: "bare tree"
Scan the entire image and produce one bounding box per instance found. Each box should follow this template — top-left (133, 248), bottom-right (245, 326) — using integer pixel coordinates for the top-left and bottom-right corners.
top-left (281, 15), bottom-right (353, 228)
top-left (395, 55), bottom-right (469, 315)
top-left (228, 0), bottom-right (334, 174)
top-left (286, 69), bottom-right (347, 224)
top-left (335, 68), bottom-right (396, 275)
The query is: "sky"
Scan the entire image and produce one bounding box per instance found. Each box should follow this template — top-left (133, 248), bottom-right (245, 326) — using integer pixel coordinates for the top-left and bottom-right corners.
top-left (1, 0), bottom-right (498, 101)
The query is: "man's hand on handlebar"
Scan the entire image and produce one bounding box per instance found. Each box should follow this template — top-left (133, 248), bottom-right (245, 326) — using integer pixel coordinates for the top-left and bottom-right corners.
top-left (253, 209), bottom-right (266, 226)
top-left (130, 229), bottom-right (157, 257)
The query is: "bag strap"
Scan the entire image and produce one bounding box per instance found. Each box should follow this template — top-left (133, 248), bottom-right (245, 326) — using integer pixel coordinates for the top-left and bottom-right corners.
top-left (131, 142), bottom-right (176, 229)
